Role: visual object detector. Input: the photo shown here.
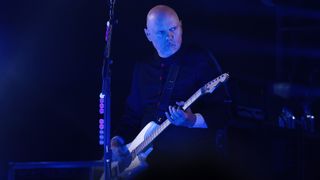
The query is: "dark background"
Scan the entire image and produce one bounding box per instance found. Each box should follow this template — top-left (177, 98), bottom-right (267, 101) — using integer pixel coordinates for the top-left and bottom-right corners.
top-left (1, 0), bottom-right (319, 179)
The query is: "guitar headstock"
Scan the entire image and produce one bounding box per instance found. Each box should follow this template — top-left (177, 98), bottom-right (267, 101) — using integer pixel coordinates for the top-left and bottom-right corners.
top-left (202, 73), bottom-right (229, 94)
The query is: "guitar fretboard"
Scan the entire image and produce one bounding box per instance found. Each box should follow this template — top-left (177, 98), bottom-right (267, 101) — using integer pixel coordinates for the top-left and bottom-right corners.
top-left (130, 88), bottom-right (203, 159)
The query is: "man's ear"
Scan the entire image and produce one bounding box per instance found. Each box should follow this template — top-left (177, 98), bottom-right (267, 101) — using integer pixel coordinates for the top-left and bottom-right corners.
top-left (144, 28), bottom-right (152, 42)
top-left (180, 20), bottom-right (183, 35)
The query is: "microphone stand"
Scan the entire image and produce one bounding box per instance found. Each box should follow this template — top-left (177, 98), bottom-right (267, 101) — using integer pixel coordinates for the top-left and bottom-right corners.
top-left (101, 0), bottom-right (116, 179)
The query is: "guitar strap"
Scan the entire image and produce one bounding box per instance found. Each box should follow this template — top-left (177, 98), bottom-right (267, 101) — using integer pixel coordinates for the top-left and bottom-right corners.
top-left (155, 64), bottom-right (180, 124)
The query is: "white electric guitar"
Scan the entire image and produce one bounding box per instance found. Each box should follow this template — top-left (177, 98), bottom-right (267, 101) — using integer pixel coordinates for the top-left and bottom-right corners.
top-left (110, 73), bottom-right (229, 179)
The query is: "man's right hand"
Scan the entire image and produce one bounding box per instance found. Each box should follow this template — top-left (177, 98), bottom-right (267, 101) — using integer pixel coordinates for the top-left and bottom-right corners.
top-left (111, 136), bottom-right (131, 172)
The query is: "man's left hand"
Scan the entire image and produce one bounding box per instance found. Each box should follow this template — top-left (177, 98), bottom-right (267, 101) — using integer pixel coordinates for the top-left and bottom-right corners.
top-left (165, 101), bottom-right (196, 128)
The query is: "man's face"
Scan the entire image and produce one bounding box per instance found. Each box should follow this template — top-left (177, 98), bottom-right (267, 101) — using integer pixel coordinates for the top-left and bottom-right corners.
top-left (145, 14), bottom-right (182, 58)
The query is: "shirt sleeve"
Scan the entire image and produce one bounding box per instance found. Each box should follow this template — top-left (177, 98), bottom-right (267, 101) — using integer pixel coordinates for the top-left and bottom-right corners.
top-left (112, 63), bottom-right (143, 142)
top-left (191, 113), bottom-right (208, 128)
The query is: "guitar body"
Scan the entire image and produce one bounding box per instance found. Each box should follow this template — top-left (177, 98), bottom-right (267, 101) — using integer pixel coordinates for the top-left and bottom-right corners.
top-left (115, 121), bottom-right (159, 178)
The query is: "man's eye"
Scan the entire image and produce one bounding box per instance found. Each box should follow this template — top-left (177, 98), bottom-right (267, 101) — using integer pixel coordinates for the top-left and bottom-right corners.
top-left (170, 27), bottom-right (177, 32)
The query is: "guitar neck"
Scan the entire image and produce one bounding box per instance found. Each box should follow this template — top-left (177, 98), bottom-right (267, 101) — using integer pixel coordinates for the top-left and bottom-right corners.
top-left (131, 88), bottom-right (203, 158)
top-left (182, 88), bottom-right (203, 110)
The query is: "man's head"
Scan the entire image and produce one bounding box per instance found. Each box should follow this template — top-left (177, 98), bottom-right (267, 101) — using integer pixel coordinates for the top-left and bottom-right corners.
top-left (144, 5), bottom-right (182, 58)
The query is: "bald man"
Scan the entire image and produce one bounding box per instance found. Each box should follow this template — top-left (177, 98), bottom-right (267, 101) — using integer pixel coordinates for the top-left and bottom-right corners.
top-left (105, 4), bottom-right (230, 179)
